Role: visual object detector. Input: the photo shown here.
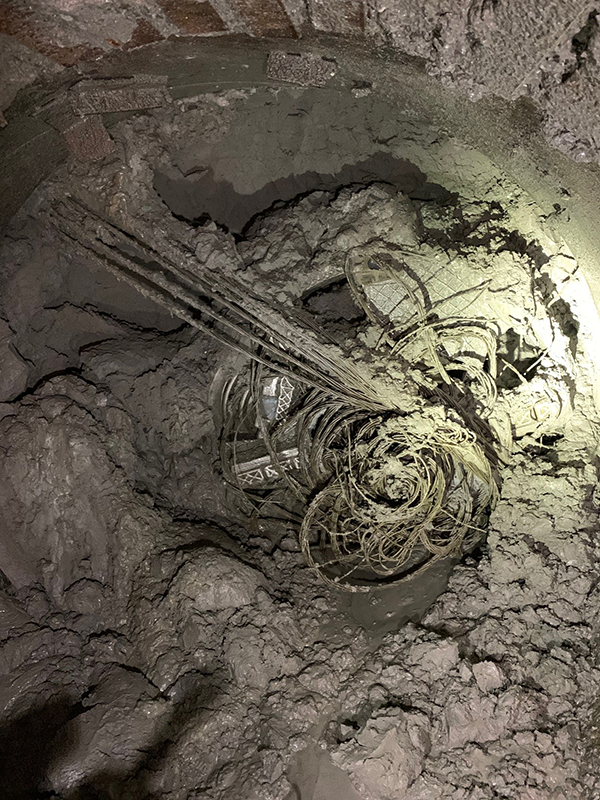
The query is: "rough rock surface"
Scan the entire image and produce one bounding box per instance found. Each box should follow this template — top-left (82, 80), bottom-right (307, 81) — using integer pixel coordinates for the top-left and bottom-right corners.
top-left (368, 2), bottom-right (600, 164)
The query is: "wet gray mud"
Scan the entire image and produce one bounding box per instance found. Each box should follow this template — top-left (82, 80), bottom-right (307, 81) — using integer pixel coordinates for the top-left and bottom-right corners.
top-left (2, 83), bottom-right (600, 800)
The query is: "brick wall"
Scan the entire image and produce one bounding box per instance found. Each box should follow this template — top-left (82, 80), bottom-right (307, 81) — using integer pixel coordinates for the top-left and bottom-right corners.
top-left (0, 0), bottom-right (367, 69)
top-left (3, 0), bottom-right (600, 171)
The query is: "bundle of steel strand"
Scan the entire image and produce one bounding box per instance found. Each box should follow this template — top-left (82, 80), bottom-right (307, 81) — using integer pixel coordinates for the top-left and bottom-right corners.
top-left (48, 197), bottom-right (414, 414)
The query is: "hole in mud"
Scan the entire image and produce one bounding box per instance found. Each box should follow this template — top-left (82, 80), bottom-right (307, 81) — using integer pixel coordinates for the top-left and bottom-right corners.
top-left (523, 433), bottom-right (565, 465)
top-left (303, 279), bottom-right (364, 322)
top-left (154, 151), bottom-right (453, 235)
top-left (303, 278), bottom-right (366, 340)
top-left (534, 273), bottom-right (580, 356)
top-left (496, 328), bottom-right (543, 389)
top-left (335, 717), bottom-right (362, 742)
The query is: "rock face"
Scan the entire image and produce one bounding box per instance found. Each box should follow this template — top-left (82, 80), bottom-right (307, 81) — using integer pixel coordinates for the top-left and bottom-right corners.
top-left (368, 2), bottom-right (600, 164)
top-left (1, 72), bottom-right (600, 800)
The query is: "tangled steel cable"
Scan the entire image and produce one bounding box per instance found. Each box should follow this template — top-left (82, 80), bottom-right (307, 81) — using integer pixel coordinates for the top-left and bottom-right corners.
top-left (49, 198), bottom-right (500, 592)
top-left (220, 361), bottom-right (497, 589)
top-left (299, 409), bottom-right (495, 587)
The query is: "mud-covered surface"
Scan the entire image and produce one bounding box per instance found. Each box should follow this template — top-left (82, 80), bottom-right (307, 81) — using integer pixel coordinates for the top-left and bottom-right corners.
top-left (2, 86), bottom-right (600, 800)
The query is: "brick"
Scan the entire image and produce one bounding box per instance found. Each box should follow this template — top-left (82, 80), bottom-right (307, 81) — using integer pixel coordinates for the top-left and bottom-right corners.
top-left (229, 0), bottom-right (296, 36)
top-left (124, 19), bottom-right (165, 49)
top-left (41, 43), bottom-right (104, 68)
top-left (70, 77), bottom-right (171, 116)
top-left (0, 5), bottom-right (103, 66)
top-left (62, 117), bottom-right (115, 162)
top-left (158, 0), bottom-right (225, 34)
top-left (267, 51), bottom-right (337, 87)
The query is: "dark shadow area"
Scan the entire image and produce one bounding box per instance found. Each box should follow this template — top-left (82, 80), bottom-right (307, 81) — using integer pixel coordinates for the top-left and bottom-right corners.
top-left (0, 697), bottom-right (83, 800)
top-left (153, 151), bottom-right (453, 236)
top-left (496, 327), bottom-right (543, 389)
top-left (302, 278), bottom-right (366, 342)
top-left (535, 273), bottom-right (579, 358)
top-left (0, 672), bottom-right (225, 800)
top-left (63, 672), bottom-right (225, 800)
